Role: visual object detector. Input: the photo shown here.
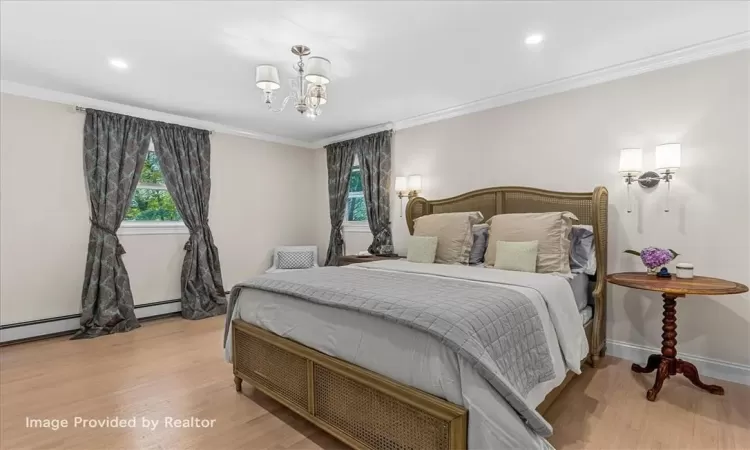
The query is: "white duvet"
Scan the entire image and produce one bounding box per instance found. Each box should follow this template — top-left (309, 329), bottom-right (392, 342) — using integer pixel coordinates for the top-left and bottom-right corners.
top-left (225, 260), bottom-right (588, 450)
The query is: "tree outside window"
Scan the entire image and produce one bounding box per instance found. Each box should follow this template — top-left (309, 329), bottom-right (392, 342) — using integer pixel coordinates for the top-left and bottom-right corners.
top-left (346, 161), bottom-right (367, 222)
top-left (125, 147), bottom-right (181, 222)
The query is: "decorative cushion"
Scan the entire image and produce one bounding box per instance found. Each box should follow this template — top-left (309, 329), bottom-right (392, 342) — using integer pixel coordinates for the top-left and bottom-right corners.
top-left (268, 246), bottom-right (319, 273)
top-left (484, 212), bottom-right (577, 273)
top-left (277, 250), bottom-right (315, 269)
top-left (406, 236), bottom-right (439, 263)
top-left (494, 240), bottom-right (539, 272)
top-left (469, 224), bottom-right (489, 265)
top-left (413, 212), bottom-right (483, 264)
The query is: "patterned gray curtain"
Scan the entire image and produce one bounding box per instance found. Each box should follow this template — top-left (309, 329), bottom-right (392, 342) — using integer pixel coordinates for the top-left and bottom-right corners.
top-left (74, 110), bottom-right (152, 339)
top-left (324, 141), bottom-right (356, 266)
top-left (152, 123), bottom-right (226, 320)
top-left (356, 131), bottom-right (394, 254)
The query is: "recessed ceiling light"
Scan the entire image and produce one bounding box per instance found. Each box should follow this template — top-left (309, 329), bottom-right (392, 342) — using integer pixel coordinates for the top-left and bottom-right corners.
top-left (109, 58), bottom-right (129, 70)
top-left (525, 34), bottom-right (545, 46)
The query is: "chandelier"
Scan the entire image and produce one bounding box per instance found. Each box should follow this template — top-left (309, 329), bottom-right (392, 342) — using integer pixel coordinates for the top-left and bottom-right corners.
top-left (255, 45), bottom-right (331, 119)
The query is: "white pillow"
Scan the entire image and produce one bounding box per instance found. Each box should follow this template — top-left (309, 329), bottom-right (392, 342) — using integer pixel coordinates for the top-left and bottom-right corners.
top-left (494, 240), bottom-right (539, 273)
top-left (407, 236), bottom-right (439, 263)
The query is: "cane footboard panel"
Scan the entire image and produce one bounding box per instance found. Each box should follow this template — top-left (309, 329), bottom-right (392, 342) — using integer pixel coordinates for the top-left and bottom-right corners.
top-left (232, 319), bottom-right (468, 450)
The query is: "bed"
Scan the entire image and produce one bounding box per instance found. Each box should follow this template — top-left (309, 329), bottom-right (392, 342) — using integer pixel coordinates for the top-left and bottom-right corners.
top-left (225, 185), bottom-right (608, 450)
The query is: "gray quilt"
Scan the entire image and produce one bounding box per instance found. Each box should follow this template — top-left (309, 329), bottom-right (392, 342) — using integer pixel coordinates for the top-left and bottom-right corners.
top-left (224, 267), bottom-right (555, 436)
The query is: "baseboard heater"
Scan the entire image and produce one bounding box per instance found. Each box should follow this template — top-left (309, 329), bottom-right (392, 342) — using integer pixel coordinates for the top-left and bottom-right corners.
top-left (0, 299), bottom-right (183, 345)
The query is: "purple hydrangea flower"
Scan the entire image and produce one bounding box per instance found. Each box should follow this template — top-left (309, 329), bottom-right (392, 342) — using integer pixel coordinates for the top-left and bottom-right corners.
top-left (640, 247), bottom-right (674, 269)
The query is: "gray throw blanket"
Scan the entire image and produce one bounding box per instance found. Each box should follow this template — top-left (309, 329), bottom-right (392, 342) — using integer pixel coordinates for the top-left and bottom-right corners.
top-left (224, 267), bottom-right (555, 436)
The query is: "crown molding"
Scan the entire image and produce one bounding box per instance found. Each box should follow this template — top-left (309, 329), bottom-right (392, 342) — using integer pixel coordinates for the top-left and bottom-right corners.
top-left (5, 32), bottom-right (748, 150)
top-left (314, 122), bottom-right (394, 147)
top-left (0, 80), bottom-right (318, 149)
top-left (315, 32), bottom-right (750, 147)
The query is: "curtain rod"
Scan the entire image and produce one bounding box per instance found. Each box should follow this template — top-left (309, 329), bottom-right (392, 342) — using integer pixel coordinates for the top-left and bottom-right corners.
top-left (75, 106), bottom-right (213, 134)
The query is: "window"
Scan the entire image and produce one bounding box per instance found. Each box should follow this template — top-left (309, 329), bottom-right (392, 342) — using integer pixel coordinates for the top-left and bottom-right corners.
top-left (121, 143), bottom-right (186, 235)
top-left (345, 158), bottom-right (368, 223)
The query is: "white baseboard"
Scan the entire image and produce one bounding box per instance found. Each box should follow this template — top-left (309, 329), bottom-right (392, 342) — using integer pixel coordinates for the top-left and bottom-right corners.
top-left (0, 300), bottom-right (183, 343)
top-left (607, 339), bottom-right (750, 386)
top-left (0, 316), bottom-right (82, 343)
top-left (134, 300), bottom-right (182, 319)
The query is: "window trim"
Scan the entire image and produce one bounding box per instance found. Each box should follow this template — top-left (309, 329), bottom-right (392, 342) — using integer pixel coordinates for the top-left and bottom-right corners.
top-left (118, 221), bottom-right (189, 236)
top-left (343, 221), bottom-right (371, 233)
top-left (121, 143), bottom-right (186, 235)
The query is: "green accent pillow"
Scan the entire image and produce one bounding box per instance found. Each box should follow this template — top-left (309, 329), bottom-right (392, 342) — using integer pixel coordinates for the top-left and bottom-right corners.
top-left (407, 236), bottom-right (439, 263)
top-left (494, 240), bottom-right (539, 272)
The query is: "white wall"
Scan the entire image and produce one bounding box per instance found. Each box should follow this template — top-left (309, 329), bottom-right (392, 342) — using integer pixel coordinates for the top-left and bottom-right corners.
top-left (316, 51), bottom-right (750, 367)
top-left (210, 132), bottom-right (317, 288)
top-left (0, 93), bottom-right (317, 325)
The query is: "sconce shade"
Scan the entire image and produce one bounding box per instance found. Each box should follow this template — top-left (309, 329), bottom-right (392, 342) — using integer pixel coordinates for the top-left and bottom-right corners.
top-left (655, 143), bottom-right (681, 173)
top-left (407, 175), bottom-right (422, 191)
top-left (619, 148), bottom-right (643, 174)
top-left (305, 56), bottom-right (331, 85)
top-left (395, 176), bottom-right (407, 192)
top-left (256, 65), bottom-right (280, 91)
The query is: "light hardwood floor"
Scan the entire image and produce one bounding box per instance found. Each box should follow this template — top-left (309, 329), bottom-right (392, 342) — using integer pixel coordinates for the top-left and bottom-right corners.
top-left (1, 316), bottom-right (748, 449)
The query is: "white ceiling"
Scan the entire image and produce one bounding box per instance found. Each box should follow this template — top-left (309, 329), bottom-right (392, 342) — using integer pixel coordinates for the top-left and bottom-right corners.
top-left (1, 1), bottom-right (748, 144)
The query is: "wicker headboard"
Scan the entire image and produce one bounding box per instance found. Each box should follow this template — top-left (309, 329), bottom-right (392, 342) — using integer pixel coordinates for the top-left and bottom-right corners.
top-left (405, 185), bottom-right (609, 362)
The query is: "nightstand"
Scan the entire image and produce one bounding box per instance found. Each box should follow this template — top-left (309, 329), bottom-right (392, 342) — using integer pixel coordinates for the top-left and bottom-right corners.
top-left (337, 255), bottom-right (403, 266)
top-left (607, 272), bottom-right (748, 401)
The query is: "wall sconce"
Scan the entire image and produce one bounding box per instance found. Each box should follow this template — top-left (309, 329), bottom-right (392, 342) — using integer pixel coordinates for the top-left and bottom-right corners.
top-left (618, 143), bottom-right (681, 213)
top-left (395, 175), bottom-right (422, 217)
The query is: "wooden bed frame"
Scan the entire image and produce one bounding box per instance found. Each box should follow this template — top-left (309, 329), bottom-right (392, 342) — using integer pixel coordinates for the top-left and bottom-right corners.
top-left (233, 185), bottom-right (608, 450)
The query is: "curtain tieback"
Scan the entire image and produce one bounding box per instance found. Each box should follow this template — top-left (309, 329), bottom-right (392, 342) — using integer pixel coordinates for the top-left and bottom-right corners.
top-left (332, 224), bottom-right (346, 256)
top-left (89, 219), bottom-right (126, 255)
top-left (373, 228), bottom-right (392, 241)
top-left (332, 225), bottom-right (345, 244)
top-left (184, 223), bottom-right (210, 251)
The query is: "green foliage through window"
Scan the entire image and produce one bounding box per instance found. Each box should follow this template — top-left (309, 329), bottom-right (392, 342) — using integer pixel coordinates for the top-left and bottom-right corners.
top-left (346, 166), bottom-right (367, 222)
top-left (125, 150), bottom-right (182, 222)
top-left (139, 151), bottom-right (164, 184)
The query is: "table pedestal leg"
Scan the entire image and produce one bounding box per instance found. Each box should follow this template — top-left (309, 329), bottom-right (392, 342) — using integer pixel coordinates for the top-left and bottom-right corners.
top-left (678, 359), bottom-right (724, 395)
top-left (630, 293), bottom-right (724, 401)
top-left (631, 354), bottom-right (661, 373)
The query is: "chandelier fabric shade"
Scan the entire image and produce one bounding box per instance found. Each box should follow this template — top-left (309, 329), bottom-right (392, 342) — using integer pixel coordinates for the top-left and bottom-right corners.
top-left (305, 56), bottom-right (331, 85)
top-left (255, 65), bottom-right (280, 91)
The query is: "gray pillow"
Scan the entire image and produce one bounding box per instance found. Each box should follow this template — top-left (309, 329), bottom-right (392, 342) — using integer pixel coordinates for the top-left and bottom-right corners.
top-left (569, 225), bottom-right (595, 274)
top-left (469, 224), bottom-right (489, 265)
top-left (277, 250), bottom-right (315, 269)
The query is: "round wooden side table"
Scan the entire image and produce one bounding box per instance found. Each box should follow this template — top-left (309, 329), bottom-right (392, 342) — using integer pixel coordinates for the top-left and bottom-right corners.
top-left (607, 272), bottom-right (748, 401)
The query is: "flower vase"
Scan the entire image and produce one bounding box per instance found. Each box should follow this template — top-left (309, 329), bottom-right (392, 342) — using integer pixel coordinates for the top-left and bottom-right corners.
top-left (646, 266), bottom-right (662, 276)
